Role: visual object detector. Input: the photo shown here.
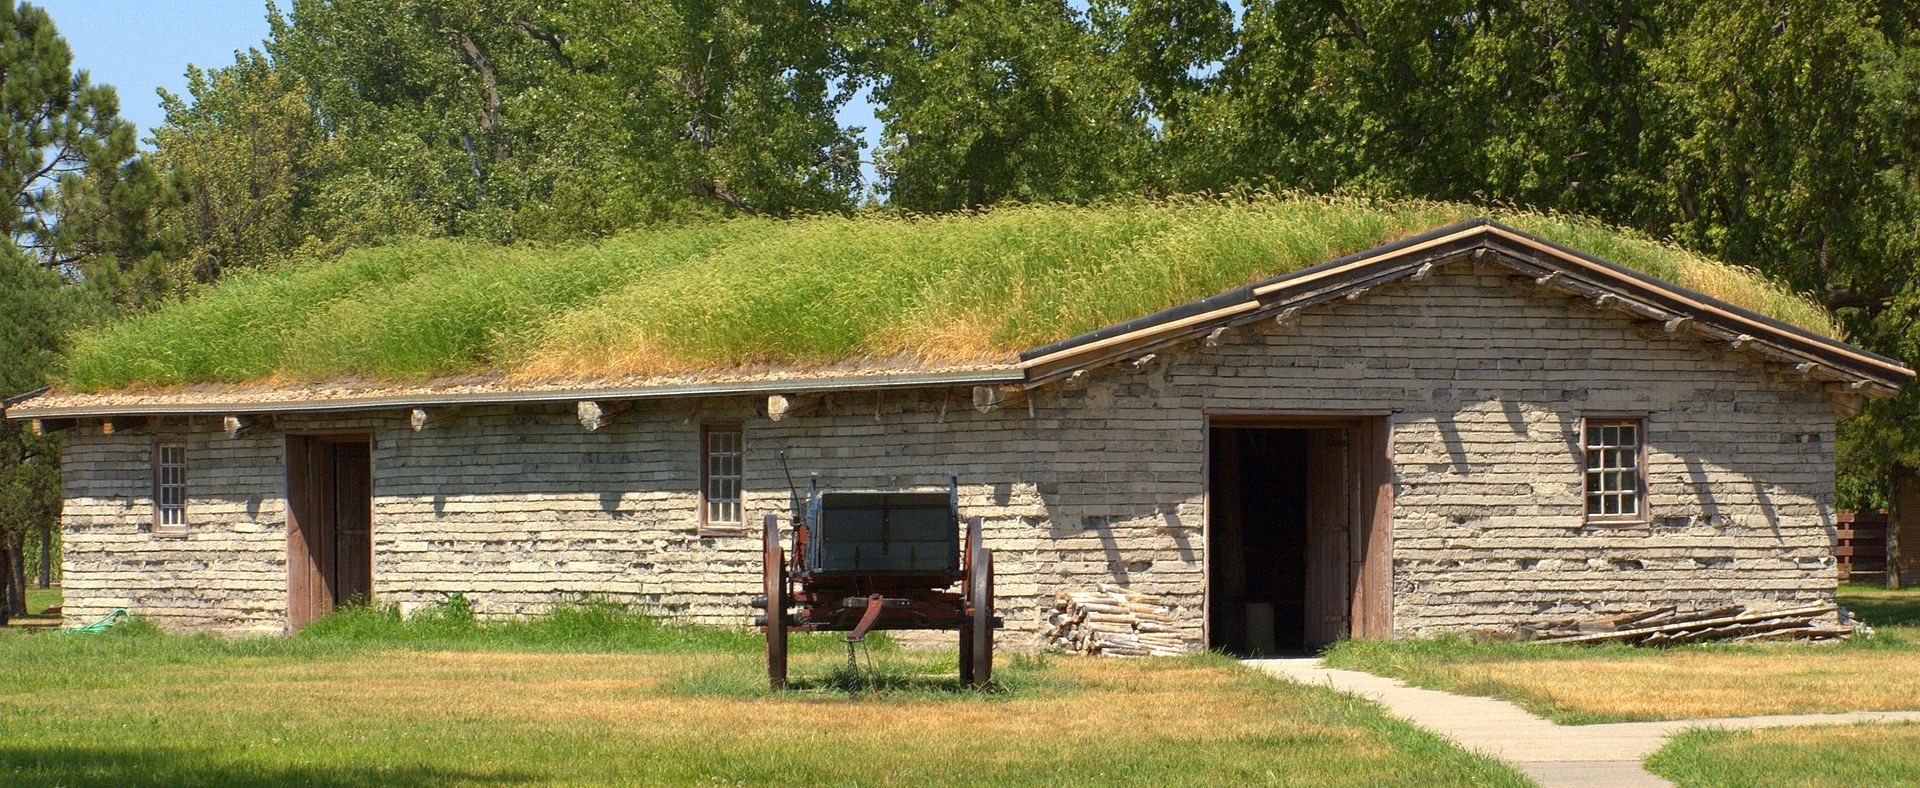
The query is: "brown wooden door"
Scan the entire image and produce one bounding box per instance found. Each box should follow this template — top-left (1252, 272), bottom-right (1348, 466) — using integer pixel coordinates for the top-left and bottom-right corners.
top-left (1303, 429), bottom-right (1351, 647)
top-left (288, 436), bottom-right (373, 630)
top-left (1350, 418), bottom-right (1394, 639)
top-left (332, 445), bottom-right (372, 604)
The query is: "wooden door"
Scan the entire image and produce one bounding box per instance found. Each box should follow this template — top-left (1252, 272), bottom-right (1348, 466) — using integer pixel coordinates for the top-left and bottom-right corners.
top-left (332, 445), bottom-right (373, 604)
top-left (287, 436), bottom-right (372, 630)
top-left (1303, 428), bottom-right (1351, 647)
top-left (1350, 418), bottom-right (1394, 638)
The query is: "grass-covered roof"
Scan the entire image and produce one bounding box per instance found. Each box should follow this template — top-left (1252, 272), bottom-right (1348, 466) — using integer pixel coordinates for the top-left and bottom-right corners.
top-left (61, 196), bottom-right (1841, 393)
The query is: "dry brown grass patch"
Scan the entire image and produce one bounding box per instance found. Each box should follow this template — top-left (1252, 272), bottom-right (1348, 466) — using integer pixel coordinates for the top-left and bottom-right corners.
top-left (1446, 648), bottom-right (1920, 721)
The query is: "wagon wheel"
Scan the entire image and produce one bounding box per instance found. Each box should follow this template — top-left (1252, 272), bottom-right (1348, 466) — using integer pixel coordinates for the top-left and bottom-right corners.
top-left (764, 515), bottom-right (789, 690)
top-left (968, 546), bottom-right (994, 687)
top-left (959, 516), bottom-right (981, 685)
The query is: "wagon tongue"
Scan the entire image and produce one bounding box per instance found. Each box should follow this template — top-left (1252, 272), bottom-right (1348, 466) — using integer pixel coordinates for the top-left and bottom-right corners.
top-left (844, 593), bottom-right (889, 643)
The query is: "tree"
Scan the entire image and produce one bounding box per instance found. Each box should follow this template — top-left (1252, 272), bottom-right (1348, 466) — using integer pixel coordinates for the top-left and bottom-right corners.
top-left (0, 1), bottom-right (133, 619)
top-left (147, 50), bottom-right (428, 295)
top-left (842, 0), bottom-right (1156, 211)
top-left (515, 0), bottom-right (862, 231)
top-left (1, 1), bottom-right (158, 282)
top-left (0, 250), bottom-right (74, 620)
top-left (248, 0), bottom-right (861, 244)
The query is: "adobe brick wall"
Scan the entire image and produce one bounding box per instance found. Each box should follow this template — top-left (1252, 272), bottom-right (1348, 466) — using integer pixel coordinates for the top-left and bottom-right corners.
top-left (58, 266), bottom-right (1840, 643)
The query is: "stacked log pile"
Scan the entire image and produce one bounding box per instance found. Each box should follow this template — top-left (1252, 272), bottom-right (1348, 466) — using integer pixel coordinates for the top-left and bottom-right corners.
top-left (1045, 584), bottom-right (1187, 656)
top-left (1512, 603), bottom-right (1864, 645)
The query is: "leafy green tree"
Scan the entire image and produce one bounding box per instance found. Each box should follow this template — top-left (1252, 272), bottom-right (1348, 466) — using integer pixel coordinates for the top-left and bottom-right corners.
top-left (513, 0), bottom-right (861, 232)
top-left (0, 1), bottom-right (136, 618)
top-left (1, 1), bottom-right (156, 281)
top-left (0, 251), bottom-right (77, 620)
top-left (247, 0), bottom-right (860, 243)
top-left (841, 0), bottom-right (1156, 211)
top-left (148, 49), bottom-right (432, 295)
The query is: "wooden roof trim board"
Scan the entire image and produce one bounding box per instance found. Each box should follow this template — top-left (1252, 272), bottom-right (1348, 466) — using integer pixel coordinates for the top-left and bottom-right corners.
top-left (1480, 225), bottom-right (1908, 378)
top-left (3, 367), bottom-right (1025, 420)
top-left (1017, 219), bottom-right (1913, 395)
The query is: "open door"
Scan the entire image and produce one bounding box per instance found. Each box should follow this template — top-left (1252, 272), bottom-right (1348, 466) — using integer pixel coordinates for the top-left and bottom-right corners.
top-left (1207, 416), bottom-right (1391, 654)
top-left (287, 435), bottom-right (373, 630)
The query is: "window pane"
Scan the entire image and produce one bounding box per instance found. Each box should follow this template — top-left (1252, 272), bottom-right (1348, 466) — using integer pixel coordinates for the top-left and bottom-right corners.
top-left (156, 442), bottom-right (187, 529)
top-left (703, 427), bottom-right (743, 526)
top-left (1584, 419), bottom-right (1645, 521)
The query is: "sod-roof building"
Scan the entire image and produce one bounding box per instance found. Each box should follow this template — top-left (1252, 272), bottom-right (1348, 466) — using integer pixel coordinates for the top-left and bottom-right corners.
top-left (8, 209), bottom-right (1913, 652)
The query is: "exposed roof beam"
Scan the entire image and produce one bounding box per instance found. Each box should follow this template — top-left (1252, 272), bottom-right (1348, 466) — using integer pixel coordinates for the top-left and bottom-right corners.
top-left (577, 400), bottom-right (630, 432)
top-left (767, 393), bottom-right (822, 422)
top-left (101, 416), bottom-right (148, 436)
top-left (223, 415), bottom-right (270, 438)
top-left (409, 407), bottom-right (460, 431)
top-left (29, 418), bottom-right (76, 436)
top-left (972, 385), bottom-right (1031, 414)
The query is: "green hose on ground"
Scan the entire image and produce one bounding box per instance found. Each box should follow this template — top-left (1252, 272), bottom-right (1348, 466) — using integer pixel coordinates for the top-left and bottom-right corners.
top-left (54, 609), bottom-right (128, 634)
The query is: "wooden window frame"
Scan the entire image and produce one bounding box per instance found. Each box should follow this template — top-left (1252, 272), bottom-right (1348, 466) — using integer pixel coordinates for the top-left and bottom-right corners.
top-left (699, 422), bottom-right (746, 536)
top-left (1581, 415), bottom-right (1648, 526)
top-left (152, 438), bottom-right (189, 535)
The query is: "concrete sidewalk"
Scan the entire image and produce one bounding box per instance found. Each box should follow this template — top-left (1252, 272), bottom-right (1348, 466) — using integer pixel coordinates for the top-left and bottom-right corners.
top-left (1248, 657), bottom-right (1920, 787)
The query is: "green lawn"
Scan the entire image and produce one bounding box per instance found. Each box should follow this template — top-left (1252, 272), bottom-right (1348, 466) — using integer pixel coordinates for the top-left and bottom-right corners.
top-left (1647, 722), bottom-right (1920, 787)
top-left (1322, 585), bottom-right (1920, 724)
top-left (0, 602), bottom-right (1526, 786)
top-left (25, 586), bottom-right (60, 616)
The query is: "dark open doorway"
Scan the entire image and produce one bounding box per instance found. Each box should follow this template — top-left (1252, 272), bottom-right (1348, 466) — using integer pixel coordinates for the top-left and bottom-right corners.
top-left (1207, 416), bottom-right (1392, 655)
top-left (286, 434), bottom-right (372, 630)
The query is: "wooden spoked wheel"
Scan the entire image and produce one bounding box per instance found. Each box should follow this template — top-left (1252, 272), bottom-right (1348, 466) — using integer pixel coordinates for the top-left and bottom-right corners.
top-left (958, 621), bottom-right (974, 685)
top-left (764, 517), bottom-right (788, 690)
top-left (967, 545), bottom-right (994, 687)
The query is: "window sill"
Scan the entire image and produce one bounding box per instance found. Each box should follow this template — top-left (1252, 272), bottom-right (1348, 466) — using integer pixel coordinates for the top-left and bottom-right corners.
top-left (1582, 518), bottom-right (1651, 529)
top-left (698, 526), bottom-right (749, 539)
top-left (151, 529), bottom-right (190, 539)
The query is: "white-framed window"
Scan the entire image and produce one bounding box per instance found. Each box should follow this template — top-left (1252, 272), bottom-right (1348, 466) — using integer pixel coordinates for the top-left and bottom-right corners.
top-left (1583, 417), bottom-right (1646, 524)
top-left (700, 423), bottom-right (744, 534)
top-left (154, 441), bottom-right (188, 532)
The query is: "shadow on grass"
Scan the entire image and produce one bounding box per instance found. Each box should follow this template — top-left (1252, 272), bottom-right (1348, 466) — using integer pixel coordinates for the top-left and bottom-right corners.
top-left (0, 745), bottom-right (536, 787)
top-left (662, 647), bottom-right (1053, 701)
top-left (1840, 588), bottom-right (1920, 628)
top-left (785, 662), bottom-right (999, 696)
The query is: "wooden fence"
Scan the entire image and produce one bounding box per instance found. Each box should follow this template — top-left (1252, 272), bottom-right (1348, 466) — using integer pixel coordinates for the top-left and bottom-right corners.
top-left (1836, 511), bottom-right (1888, 583)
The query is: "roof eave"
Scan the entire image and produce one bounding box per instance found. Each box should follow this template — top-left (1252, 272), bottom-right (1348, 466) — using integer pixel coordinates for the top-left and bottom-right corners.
top-left (1, 367), bottom-right (1026, 420)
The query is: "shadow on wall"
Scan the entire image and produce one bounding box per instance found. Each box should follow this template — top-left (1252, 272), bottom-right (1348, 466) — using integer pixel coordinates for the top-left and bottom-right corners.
top-left (0, 745), bottom-right (537, 787)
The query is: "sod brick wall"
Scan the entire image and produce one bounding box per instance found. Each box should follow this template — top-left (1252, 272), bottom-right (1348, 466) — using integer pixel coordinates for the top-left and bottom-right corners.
top-left (58, 266), bottom-right (1839, 643)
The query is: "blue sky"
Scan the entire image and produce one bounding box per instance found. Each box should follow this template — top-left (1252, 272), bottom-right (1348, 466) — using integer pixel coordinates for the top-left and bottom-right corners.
top-left (38, 0), bottom-right (885, 176)
top-left (39, 1), bottom-right (277, 141)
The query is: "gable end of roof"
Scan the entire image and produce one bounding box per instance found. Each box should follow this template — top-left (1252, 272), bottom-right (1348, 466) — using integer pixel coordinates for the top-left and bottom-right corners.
top-left (1017, 220), bottom-right (1913, 398)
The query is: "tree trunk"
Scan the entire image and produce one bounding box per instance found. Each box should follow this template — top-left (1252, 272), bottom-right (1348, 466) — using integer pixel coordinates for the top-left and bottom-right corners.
top-left (1892, 467), bottom-right (1916, 590)
top-left (37, 520), bottom-right (51, 588)
top-left (0, 539), bottom-right (13, 625)
top-left (6, 531), bottom-right (24, 617)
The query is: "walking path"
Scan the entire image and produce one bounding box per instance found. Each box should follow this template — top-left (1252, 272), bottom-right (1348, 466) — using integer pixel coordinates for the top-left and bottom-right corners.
top-left (1248, 657), bottom-right (1920, 787)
